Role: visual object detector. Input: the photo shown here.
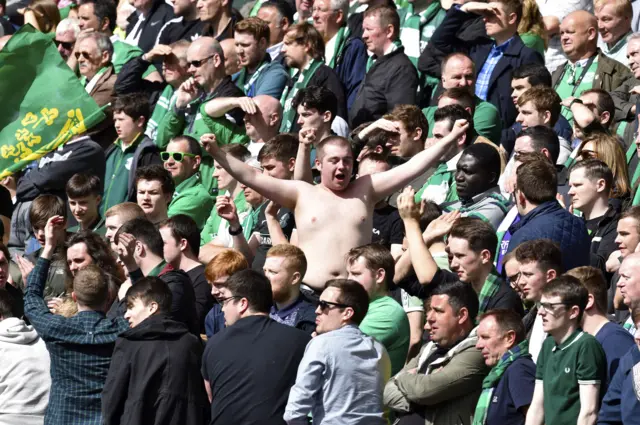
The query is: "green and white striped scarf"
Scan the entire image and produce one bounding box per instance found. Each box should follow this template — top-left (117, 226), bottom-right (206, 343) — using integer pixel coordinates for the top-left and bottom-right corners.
top-left (472, 341), bottom-right (530, 425)
top-left (398, 1), bottom-right (445, 68)
top-left (366, 40), bottom-right (402, 72)
top-left (146, 85), bottom-right (175, 140)
top-left (327, 26), bottom-right (350, 69)
top-left (279, 59), bottom-right (323, 132)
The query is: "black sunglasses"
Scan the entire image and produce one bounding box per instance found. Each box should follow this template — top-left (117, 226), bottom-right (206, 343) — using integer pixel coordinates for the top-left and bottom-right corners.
top-left (188, 54), bottom-right (214, 68)
top-left (317, 300), bottom-right (351, 312)
top-left (218, 295), bottom-right (241, 306)
top-left (54, 39), bottom-right (74, 50)
top-left (160, 151), bottom-right (197, 162)
top-left (74, 50), bottom-right (92, 60)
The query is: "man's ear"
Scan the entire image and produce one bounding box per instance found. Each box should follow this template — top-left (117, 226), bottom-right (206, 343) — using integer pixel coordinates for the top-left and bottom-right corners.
top-left (543, 110), bottom-right (552, 125)
top-left (288, 157), bottom-right (296, 172)
top-left (100, 17), bottom-right (110, 33)
top-left (595, 178), bottom-right (607, 194)
top-left (179, 237), bottom-right (188, 253)
top-left (456, 306), bottom-right (470, 325)
top-left (585, 293), bottom-right (595, 311)
top-left (413, 127), bottom-right (422, 142)
top-left (601, 111), bottom-right (611, 126)
top-left (322, 110), bottom-right (332, 123)
top-left (149, 301), bottom-right (159, 315)
top-left (546, 269), bottom-right (557, 282)
top-left (480, 248), bottom-right (492, 264)
top-left (291, 271), bottom-right (301, 285)
top-left (375, 267), bottom-right (386, 285)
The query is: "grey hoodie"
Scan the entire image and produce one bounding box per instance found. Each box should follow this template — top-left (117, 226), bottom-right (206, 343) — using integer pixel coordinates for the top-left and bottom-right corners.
top-left (0, 317), bottom-right (51, 425)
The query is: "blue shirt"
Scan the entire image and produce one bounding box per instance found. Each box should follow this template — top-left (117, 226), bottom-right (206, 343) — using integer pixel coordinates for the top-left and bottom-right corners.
top-left (475, 37), bottom-right (514, 101)
top-left (269, 295), bottom-right (316, 334)
top-left (486, 356), bottom-right (536, 425)
top-left (204, 303), bottom-right (225, 339)
top-left (597, 345), bottom-right (640, 425)
top-left (596, 322), bottom-right (635, 385)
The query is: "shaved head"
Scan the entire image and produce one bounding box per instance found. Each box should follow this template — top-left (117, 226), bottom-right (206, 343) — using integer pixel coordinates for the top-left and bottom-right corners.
top-left (254, 95), bottom-right (282, 119)
top-left (561, 11), bottom-right (598, 61)
top-left (219, 38), bottom-right (239, 75)
top-left (190, 36), bottom-right (222, 58)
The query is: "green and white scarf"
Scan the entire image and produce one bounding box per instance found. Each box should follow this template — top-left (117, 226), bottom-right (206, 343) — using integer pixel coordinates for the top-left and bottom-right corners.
top-left (366, 40), bottom-right (401, 72)
top-left (327, 26), bottom-right (350, 69)
top-left (478, 268), bottom-right (501, 316)
top-left (399, 1), bottom-right (445, 68)
top-left (249, 0), bottom-right (267, 16)
top-left (279, 59), bottom-right (323, 132)
top-left (235, 58), bottom-right (270, 95)
top-left (146, 85), bottom-right (175, 140)
top-left (473, 341), bottom-right (530, 425)
top-left (80, 66), bottom-right (108, 94)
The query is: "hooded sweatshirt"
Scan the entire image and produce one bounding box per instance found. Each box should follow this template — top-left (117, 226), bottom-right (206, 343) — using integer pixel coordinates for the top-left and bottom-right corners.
top-left (0, 317), bottom-right (51, 425)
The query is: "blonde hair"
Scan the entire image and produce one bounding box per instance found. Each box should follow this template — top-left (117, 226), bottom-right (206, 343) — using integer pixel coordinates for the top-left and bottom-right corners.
top-left (204, 249), bottom-right (249, 283)
top-left (267, 244), bottom-right (307, 276)
top-left (518, 0), bottom-right (548, 49)
top-left (594, 0), bottom-right (633, 17)
top-left (578, 133), bottom-right (630, 198)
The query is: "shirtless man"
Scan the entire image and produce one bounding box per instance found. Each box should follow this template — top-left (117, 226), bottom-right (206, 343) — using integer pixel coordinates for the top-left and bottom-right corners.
top-left (200, 120), bottom-right (467, 291)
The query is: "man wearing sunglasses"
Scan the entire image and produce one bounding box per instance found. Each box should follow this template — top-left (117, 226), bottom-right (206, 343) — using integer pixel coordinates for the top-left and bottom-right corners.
top-left (526, 275), bottom-right (606, 425)
top-left (163, 136), bottom-right (214, 229)
top-left (285, 279), bottom-right (390, 424)
top-left (54, 18), bottom-right (79, 62)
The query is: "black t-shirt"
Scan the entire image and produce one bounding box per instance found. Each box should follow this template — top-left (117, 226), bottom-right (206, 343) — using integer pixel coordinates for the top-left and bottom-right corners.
top-left (585, 216), bottom-right (600, 237)
top-left (372, 204), bottom-right (405, 249)
top-left (187, 265), bottom-right (215, 333)
top-left (201, 315), bottom-right (311, 425)
top-left (251, 204), bottom-right (296, 272)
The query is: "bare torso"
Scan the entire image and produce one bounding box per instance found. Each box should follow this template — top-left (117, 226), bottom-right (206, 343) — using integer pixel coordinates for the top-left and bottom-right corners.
top-left (294, 181), bottom-right (373, 291)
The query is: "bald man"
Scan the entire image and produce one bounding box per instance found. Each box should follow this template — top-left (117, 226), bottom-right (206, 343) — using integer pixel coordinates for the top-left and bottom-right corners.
top-left (204, 94), bottom-right (282, 156)
top-left (200, 119), bottom-right (469, 294)
top-left (155, 36), bottom-right (249, 193)
top-left (617, 252), bottom-right (640, 328)
top-left (552, 10), bottom-right (631, 125)
top-left (220, 38), bottom-right (240, 76)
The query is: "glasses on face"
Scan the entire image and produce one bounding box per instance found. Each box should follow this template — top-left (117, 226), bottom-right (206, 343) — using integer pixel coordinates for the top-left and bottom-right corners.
top-left (218, 295), bottom-right (241, 306)
top-left (74, 50), bottom-right (92, 60)
top-left (536, 301), bottom-right (567, 313)
top-left (54, 39), bottom-right (75, 50)
top-left (188, 54), bottom-right (214, 68)
top-left (160, 151), bottom-right (197, 162)
top-left (317, 300), bottom-right (351, 312)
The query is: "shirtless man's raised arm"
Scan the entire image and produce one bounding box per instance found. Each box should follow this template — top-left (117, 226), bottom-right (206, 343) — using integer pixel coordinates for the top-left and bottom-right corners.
top-left (201, 133), bottom-right (304, 210)
top-left (368, 120), bottom-right (468, 201)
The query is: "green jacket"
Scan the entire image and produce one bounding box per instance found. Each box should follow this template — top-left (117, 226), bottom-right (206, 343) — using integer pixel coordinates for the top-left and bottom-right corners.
top-left (155, 102), bottom-right (249, 194)
top-left (67, 216), bottom-right (106, 237)
top-left (168, 173), bottom-right (215, 229)
top-left (383, 328), bottom-right (489, 425)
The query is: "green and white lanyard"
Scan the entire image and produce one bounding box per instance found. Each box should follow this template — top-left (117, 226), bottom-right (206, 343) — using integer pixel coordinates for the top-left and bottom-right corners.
top-left (279, 59), bottom-right (323, 132)
top-left (236, 58), bottom-right (270, 96)
top-left (366, 40), bottom-right (401, 72)
top-left (328, 26), bottom-right (349, 69)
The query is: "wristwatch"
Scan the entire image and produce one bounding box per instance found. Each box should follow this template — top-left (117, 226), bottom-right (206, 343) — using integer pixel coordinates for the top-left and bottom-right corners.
top-left (229, 225), bottom-right (243, 236)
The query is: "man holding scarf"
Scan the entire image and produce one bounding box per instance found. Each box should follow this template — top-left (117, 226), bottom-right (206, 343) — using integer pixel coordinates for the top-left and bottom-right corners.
top-left (279, 22), bottom-right (347, 132)
top-left (474, 309), bottom-right (536, 425)
top-left (232, 17), bottom-right (288, 98)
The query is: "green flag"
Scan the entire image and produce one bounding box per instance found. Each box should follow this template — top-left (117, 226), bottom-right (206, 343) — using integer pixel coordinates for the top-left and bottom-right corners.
top-left (0, 25), bottom-right (105, 178)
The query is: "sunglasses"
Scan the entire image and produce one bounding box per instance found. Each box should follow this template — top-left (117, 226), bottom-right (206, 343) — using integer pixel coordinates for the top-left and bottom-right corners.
top-left (317, 300), bottom-right (351, 312)
top-left (188, 54), bottom-right (214, 68)
top-left (160, 151), bottom-right (197, 162)
top-left (218, 295), bottom-right (241, 306)
top-left (74, 50), bottom-right (92, 60)
top-left (54, 39), bottom-right (74, 50)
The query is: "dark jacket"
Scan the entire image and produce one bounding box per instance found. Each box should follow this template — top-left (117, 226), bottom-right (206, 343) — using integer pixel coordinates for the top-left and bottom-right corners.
top-left (429, 7), bottom-right (544, 128)
top-left (102, 314), bottom-right (210, 425)
top-left (16, 136), bottom-right (105, 202)
top-left (125, 0), bottom-right (175, 53)
top-left (114, 55), bottom-right (166, 109)
top-left (104, 135), bottom-right (161, 202)
top-left (589, 199), bottom-right (623, 274)
top-left (551, 50), bottom-right (632, 95)
top-left (289, 64), bottom-right (347, 132)
top-left (418, 14), bottom-right (489, 78)
top-left (157, 17), bottom-right (205, 45)
top-left (611, 76), bottom-right (640, 124)
top-left (334, 34), bottom-right (368, 110)
top-left (506, 201), bottom-right (591, 272)
top-left (349, 46), bottom-right (418, 128)
top-left (110, 266), bottom-right (199, 336)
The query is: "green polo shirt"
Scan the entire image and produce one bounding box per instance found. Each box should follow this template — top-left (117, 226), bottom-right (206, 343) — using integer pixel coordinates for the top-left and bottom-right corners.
top-left (102, 135), bottom-right (144, 216)
top-left (556, 58), bottom-right (599, 125)
top-left (67, 215), bottom-right (106, 236)
top-left (535, 329), bottom-right (606, 425)
top-left (360, 295), bottom-right (410, 376)
top-left (423, 97), bottom-right (502, 144)
top-left (414, 151), bottom-right (462, 204)
top-left (168, 173), bottom-right (215, 230)
top-left (147, 260), bottom-right (167, 277)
